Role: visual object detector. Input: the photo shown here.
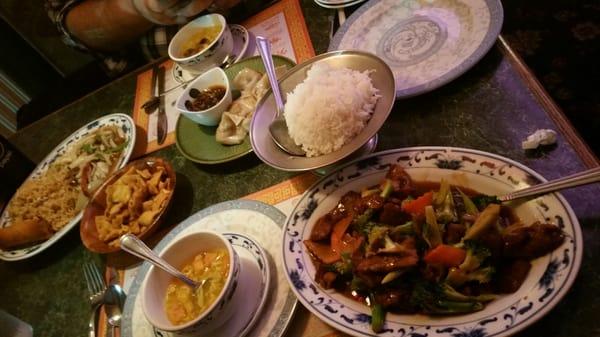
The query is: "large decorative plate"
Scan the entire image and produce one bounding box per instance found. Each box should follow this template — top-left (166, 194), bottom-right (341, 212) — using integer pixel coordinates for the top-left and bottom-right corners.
top-left (329, 0), bottom-right (504, 98)
top-left (282, 147), bottom-right (582, 337)
top-left (0, 113), bottom-right (136, 261)
top-left (122, 200), bottom-right (297, 337)
top-left (175, 55), bottom-right (295, 164)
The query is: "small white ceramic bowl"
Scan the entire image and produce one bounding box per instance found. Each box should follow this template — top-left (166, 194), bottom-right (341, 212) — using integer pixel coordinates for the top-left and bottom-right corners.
top-left (168, 14), bottom-right (233, 75)
top-left (176, 67), bottom-right (232, 126)
top-left (141, 230), bottom-right (240, 335)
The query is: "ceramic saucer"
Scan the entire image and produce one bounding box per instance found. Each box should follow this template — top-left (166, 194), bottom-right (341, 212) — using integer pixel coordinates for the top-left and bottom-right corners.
top-left (150, 232), bottom-right (270, 337)
top-left (121, 200), bottom-right (297, 337)
top-left (172, 24), bottom-right (249, 83)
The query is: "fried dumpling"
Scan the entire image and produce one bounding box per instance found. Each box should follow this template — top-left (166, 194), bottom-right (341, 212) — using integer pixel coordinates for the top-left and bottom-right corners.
top-left (233, 68), bottom-right (262, 91)
top-left (251, 66), bottom-right (289, 100)
top-left (215, 112), bottom-right (249, 145)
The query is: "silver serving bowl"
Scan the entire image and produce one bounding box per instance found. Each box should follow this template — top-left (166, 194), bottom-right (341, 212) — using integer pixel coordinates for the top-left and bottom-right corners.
top-left (249, 50), bottom-right (396, 171)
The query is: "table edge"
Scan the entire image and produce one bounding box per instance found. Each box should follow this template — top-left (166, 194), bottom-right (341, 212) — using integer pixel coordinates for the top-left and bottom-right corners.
top-left (497, 35), bottom-right (600, 168)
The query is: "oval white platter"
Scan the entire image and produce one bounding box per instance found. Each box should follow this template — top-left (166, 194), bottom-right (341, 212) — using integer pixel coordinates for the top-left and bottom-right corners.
top-left (283, 146), bottom-right (582, 337)
top-left (0, 113), bottom-right (136, 261)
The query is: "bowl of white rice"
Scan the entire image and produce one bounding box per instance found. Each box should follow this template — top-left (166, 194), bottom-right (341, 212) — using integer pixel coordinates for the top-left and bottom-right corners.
top-left (250, 50), bottom-right (395, 171)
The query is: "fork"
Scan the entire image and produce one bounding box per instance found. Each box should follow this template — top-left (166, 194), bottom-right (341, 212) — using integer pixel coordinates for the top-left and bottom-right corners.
top-left (83, 262), bottom-right (107, 337)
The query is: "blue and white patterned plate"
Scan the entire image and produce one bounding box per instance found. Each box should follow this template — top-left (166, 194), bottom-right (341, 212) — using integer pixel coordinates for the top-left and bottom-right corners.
top-left (283, 147), bottom-right (582, 337)
top-left (0, 113), bottom-right (136, 261)
top-left (329, 0), bottom-right (503, 98)
top-left (122, 200), bottom-right (297, 337)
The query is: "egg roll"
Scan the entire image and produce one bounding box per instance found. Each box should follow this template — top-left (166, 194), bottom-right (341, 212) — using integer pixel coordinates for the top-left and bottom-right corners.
top-left (0, 218), bottom-right (53, 249)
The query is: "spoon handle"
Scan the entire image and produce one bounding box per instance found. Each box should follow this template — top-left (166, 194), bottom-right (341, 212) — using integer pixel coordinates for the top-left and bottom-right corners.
top-left (499, 167), bottom-right (600, 202)
top-left (256, 36), bottom-right (285, 116)
top-left (120, 234), bottom-right (198, 288)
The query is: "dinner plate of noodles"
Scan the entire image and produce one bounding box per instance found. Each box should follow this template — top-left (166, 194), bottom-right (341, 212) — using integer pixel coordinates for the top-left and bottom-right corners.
top-left (0, 114), bottom-right (136, 261)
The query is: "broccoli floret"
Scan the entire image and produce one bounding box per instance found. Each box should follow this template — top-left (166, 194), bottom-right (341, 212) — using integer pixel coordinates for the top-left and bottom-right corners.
top-left (379, 179), bottom-right (394, 199)
top-left (463, 204), bottom-right (501, 241)
top-left (327, 252), bottom-right (353, 276)
top-left (434, 180), bottom-right (458, 224)
top-left (367, 226), bottom-right (389, 246)
top-left (459, 240), bottom-right (491, 272)
top-left (368, 294), bottom-right (386, 332)
top-left (467, 266), bottom-right (495, 283)
top-left (440, 283), bottom-right (496, 302)
top-left (352, 209), bottom-right (375, 233)
top-left (390, 221), bottom-right (415, 236)
top-left (423, 206), bottom-right (443, 248)
top-left (410, 281), bottom-right (484, 314)
top-left (471, 195), bottom-right (500, 211)
top-left (446, 266), bottom-right (496, 287)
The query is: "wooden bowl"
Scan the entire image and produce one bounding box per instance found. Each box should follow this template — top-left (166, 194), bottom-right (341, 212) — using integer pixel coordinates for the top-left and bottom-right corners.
top-left (80, 157), bottom-right (176, 253)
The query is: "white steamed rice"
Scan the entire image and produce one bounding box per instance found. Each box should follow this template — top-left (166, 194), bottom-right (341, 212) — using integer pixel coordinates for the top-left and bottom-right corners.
top-left (284, 63), bottom-right (380, 157)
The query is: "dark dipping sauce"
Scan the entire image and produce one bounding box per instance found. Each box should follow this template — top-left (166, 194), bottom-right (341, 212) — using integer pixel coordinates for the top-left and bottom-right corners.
top-left (185, 85), bottom-right (226, 111)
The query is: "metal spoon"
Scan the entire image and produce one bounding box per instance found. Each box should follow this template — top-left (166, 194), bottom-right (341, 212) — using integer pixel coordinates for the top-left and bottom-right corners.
top-left (104, 284), bottom-right (126, 337)
top-left (255, 36), bottom-right (306, 156)
top-left (119, 234), bottom-right (207, 290)
top-left (498, 166), bottom-right (600, 202)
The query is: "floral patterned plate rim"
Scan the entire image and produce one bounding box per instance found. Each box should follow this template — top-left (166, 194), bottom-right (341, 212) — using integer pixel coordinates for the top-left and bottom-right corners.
top-left (0, 113), bottom-right (136, 261)
top-left (282, 146), bottom-right (582, 337)
top-left (329, 0), bottom-right (504, 98)
top-left (121, 200), bottom-right (298, 337)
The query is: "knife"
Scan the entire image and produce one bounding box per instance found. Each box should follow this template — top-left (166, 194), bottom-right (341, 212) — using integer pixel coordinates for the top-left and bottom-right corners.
top-left (156, 66), bottom-right (168, 145)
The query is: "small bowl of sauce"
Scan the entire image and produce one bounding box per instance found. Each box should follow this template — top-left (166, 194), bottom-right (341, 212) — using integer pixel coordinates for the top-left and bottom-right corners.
top-left (185, 85), bottom-right (227, 111)
top-left (176, 67), bottom-right (232, 126)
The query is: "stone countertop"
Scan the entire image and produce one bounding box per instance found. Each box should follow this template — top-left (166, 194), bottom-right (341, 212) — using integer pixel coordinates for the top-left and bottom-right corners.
top-left (3, 1), bottom-right (600, 336)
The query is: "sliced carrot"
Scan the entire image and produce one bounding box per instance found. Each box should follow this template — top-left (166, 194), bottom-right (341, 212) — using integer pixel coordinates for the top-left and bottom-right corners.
top-left (401, 191), bottom-right (433, 216)
top-left (423, 244), bottom-right (466, 267)
top-left (330, 216), bottom-right (353, 254)
top-left (304, 240), bottom-right (341, 264)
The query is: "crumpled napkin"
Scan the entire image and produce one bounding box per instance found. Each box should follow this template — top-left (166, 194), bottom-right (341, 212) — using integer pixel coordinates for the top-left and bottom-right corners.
top-left (522, 129), bottom-right (558, 150)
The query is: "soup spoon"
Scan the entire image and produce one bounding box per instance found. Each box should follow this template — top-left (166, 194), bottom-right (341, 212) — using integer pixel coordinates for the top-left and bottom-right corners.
top-left (120, 234), bottom-right (207, 290)
top-left (256, 36), bottom-right (306, 156)
top-left (104, 284), bottom-right (126, 337)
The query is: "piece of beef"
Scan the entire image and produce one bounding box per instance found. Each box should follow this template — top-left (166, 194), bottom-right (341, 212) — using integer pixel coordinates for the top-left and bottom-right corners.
top-left (355, 271), bottom-right (384, 288)
top-left (503, 222), bottom-right (565, 258)
top-left (379, 202), bottom-right (410, 226)
top-left (445, 223), bottom-right (466, 244)
top-left (386, 165), bottom-right (414, 197)
top-left (310, 214), bottom-right (337, 241)
top-left (494, 259), bottom-right (532, 293)
top-left (478, 226), bottom-right (504, 257)
top-left (356, 254), bottom-right (419, 274)
top-left (373, 288), bottom-right (416, 312)
top-left (363, 193), bottom-right (385, 210)
top-left (340, 191), bottom-right (366, 216)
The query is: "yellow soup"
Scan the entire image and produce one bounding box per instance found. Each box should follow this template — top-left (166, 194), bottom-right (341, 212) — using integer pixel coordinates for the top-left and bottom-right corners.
top-left (164, 249), bottom-right (229, 325)
top-left (180, 24), bottom-right (223, 57)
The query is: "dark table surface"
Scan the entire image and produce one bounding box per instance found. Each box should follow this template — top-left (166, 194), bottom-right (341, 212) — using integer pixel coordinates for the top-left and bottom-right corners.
top-left (2, 1), bottom-right (600, 337)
